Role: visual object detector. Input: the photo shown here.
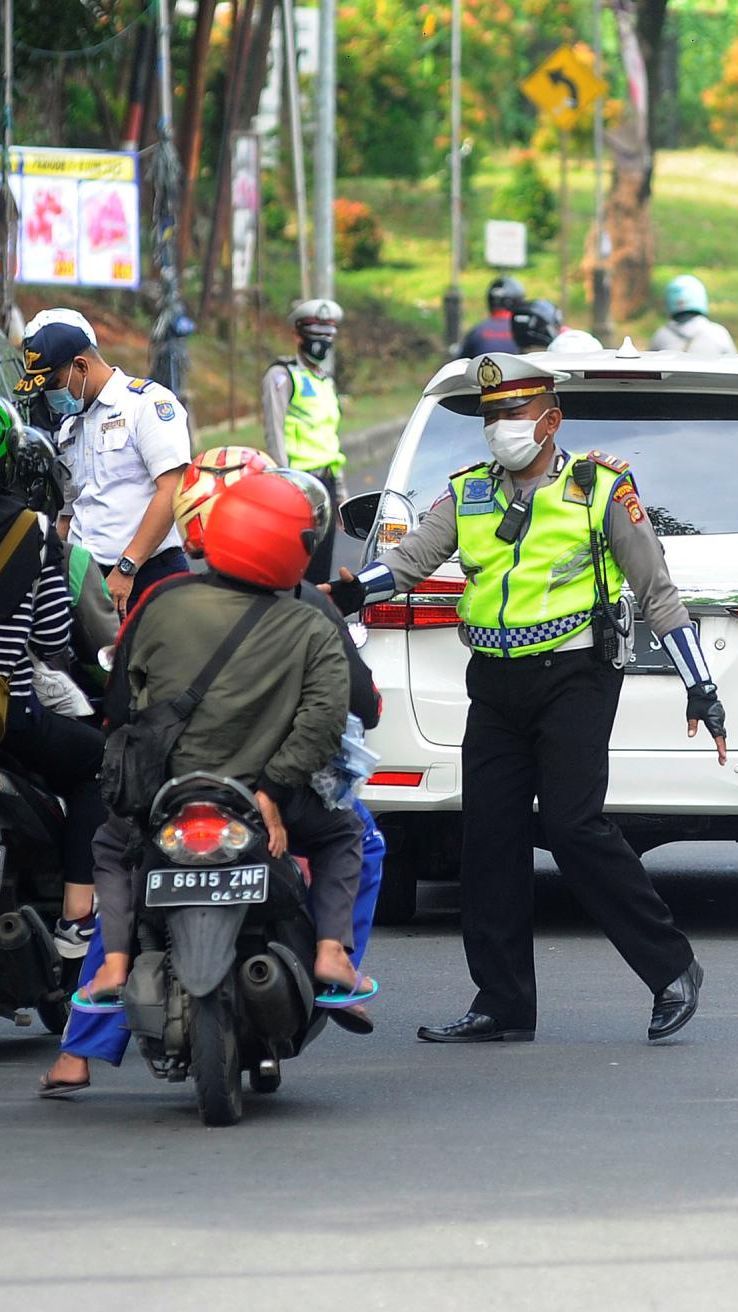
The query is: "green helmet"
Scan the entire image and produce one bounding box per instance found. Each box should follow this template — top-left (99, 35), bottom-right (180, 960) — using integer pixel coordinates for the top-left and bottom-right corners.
top-left (0, 399), bottom-right (24, 467)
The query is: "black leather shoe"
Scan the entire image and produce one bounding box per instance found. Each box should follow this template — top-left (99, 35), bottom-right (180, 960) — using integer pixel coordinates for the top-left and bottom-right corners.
top-left (648, 958), bottom-right (704, 1041)
top-left (417, 1011), bottom-right (535, 1043)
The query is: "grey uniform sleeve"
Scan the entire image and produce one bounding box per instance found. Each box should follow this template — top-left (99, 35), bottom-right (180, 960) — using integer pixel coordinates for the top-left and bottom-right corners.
top-left (375, 493), bottom-right (458, 592)
top-left (261, 365), bottom-right (292, 466)
top-left (607, 495), bottom-right (690, 637)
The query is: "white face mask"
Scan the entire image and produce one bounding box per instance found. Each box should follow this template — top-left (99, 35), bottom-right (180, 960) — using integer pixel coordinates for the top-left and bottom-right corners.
top-left (484, 410), bottom-right (551, 471)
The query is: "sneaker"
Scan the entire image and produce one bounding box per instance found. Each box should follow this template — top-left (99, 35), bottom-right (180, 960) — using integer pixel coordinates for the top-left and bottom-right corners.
top-left (53, 916), bottom-right (96, 960)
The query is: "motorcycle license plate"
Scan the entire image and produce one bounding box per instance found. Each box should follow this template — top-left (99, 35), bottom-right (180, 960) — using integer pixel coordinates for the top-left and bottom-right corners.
top-left (145, 865), bottom-right (269, 908)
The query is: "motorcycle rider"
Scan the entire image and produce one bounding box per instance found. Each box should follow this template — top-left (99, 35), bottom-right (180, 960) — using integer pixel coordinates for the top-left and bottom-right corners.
top-left (0, 405), bottom-right (106, 957)
top-left (40, 452), bottom-right (385, 1093)
top-left (458, 277), bottom-right (525, 358)
top-left (71, 469), bottom-right (376, 1017)
top-left (650, 275), bottom-right (736, 355)
top-left (511, 298), bottom-right (563, 353)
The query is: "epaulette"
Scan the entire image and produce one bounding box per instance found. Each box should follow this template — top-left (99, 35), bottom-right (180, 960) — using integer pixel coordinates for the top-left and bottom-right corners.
top-left (449, 460), bottom-right (489, 480)
top-left (127, 377), bottom-right (154, 394)
top-left (587, 449), bottom-right (630, 475)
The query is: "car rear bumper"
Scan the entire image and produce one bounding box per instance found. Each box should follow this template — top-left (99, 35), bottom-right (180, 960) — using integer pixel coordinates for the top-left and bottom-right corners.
top-left (362, 740), bottom-right (738, 817)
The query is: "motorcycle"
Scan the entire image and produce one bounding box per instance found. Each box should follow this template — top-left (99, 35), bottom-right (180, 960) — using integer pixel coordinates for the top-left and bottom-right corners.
top-left (124, 770), bottom-right (327, 1127)
top-left (0, 751), bottom-right (77, 1035)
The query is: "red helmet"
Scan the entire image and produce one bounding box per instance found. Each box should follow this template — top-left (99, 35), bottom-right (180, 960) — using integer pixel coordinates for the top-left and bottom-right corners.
top-left (203, 469), bottom-right (331, 589)
top-left (173, 445), bottom-right (276, 557)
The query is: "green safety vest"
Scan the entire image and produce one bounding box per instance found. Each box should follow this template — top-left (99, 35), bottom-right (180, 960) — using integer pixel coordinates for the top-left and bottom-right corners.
top-left (451, 452), bottom-right (626, 658)
top-left (283, 361), bottom-right (345, 474)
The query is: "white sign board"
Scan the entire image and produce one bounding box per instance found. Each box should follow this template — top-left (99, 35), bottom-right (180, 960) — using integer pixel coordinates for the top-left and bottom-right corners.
top-left (485, 220), bottom-right (527, 269)
top-left (9, 146), bottom-right (140, 288)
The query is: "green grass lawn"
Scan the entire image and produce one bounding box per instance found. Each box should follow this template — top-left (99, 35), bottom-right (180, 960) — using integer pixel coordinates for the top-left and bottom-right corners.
top-left (329, 148), bottom-right (738, 347)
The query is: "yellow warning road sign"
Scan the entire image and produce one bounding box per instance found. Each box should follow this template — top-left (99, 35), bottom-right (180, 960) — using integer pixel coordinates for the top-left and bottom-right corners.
top-left (520, 45), bottom-right (607, 132)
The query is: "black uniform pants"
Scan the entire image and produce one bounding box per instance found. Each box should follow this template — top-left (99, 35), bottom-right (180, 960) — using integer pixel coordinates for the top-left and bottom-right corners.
top-left (461, 650), bottom-right (694, 1028)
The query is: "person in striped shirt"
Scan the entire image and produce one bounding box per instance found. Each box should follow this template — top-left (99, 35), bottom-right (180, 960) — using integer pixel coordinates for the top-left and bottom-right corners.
top-left (0, 417), bottom-right (106, 958)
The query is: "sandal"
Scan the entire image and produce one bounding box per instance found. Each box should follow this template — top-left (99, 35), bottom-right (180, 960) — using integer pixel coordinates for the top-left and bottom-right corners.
top-left (38, 1071), bottom-right (91, 1098)
top-left (71, 985), bottom-right (126, 1014)
top-left (315, 971), bottom-right (379, 1010)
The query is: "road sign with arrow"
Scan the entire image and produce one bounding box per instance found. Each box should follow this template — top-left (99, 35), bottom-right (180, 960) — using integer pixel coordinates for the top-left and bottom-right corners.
top-left (520, 45), bottom-right (607, 131)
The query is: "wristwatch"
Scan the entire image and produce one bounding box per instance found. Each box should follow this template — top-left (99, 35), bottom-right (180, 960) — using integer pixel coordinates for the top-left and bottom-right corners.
top-left (115, 555), bottom-right (138, 577)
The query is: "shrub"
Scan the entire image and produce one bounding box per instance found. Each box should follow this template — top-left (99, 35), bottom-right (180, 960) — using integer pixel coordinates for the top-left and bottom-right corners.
top-left (334, 198), bottom-right (383, 270)
top-left (491, 149), bottom-right (559, 249)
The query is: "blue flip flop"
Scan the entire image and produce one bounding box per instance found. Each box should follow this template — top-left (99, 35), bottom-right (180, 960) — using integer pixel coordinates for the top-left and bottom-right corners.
top-left (71, 986), bottom-right (126, 1014)
top-left (315, 973), bottom-right (379, 1010)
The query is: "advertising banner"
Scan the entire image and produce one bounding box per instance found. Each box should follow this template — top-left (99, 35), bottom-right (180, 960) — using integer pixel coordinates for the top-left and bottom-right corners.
top-left (9, 147), bottom-right (140, 288)
top-left (231, 133), bottom-right (260, 293)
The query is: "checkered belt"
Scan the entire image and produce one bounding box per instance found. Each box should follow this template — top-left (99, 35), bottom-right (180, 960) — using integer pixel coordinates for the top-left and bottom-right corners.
top-left (464, 610), bottom-right (591, 652)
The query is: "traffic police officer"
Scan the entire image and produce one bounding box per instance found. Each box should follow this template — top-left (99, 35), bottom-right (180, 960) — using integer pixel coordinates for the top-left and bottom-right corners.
top-left (324, 354), bottom-right (728, 1044)
top-left (262, 299), bottom-right (347, 583)
top-left (14, 309), bottom-right (190, 617)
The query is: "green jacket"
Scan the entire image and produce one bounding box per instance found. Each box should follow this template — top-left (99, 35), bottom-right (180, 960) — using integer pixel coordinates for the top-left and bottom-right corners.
top-left (451, 452), bottom-right (624, 657)
top-left (127, 576), bottom-right (350, 800)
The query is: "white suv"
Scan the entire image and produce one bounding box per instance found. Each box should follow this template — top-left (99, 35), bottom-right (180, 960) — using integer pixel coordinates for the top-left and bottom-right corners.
top-left (343, 344), bottom-right (738, 922)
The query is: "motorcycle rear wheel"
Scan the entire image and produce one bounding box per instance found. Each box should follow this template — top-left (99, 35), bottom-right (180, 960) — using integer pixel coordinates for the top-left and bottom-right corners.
top-left (189, 979), bottom-right (243, 1127)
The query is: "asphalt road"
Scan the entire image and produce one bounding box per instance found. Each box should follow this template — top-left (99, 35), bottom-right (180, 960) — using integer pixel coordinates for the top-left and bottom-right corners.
top-left (2, 846), bottom-right (738, 1312)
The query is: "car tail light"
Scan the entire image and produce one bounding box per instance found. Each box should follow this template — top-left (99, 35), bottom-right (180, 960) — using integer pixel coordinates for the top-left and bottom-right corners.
top-left (155, 802), bottom-right (254, 866)
top-left (367, 771), bottom-right (424, 786)
top-left (363, 578), bottom-right (465, 629)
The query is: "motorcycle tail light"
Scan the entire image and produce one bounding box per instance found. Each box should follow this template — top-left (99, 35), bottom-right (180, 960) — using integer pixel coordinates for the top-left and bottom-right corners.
top-left (155, 803), bottom-right (253, 865)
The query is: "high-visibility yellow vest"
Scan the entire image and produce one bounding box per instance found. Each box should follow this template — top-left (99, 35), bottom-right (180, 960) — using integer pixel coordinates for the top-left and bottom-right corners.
top-left (451, 452), bottom-right (626, 657)
top-left (283, 361), bottom-right (345, 473)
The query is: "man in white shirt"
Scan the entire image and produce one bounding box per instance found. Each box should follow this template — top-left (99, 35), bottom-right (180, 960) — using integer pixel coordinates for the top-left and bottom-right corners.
top-left (650, 275), bottom-right (736, 356)
top-left (14, 310), bottom-right (191, 616)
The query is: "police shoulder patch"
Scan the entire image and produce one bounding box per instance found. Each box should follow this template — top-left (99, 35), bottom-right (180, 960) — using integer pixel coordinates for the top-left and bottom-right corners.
top-left (127, 377), bottom-right (154, 394)
top-left (449, 460), bottom-right (488, 481)
top-left (587, 449), bottom-right (630, 475)
top-left (155, 400), bottom-right (176, 422)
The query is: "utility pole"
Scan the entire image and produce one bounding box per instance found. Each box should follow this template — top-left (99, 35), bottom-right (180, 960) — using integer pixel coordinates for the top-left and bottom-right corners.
top-left (443, 0), bottom-right (462, 350)
top-left (592, 0), bottom-right (613, 344)
top-left (282, 0), bottom-right (310, 299)
top-left (0, 0), bottom-right (16, 337)
top-left (149, 0), bottom-right (192, 399)
top-left (313, 0), bottom-right (335, 299)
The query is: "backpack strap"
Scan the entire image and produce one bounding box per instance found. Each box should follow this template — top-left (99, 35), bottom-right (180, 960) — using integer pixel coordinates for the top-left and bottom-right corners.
top-left (0, 509), bottom-right (37, 574)
top-left (171, 593), bottom-right (278, 717)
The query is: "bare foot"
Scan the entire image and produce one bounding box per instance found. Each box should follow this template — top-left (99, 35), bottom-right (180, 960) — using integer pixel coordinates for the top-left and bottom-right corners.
top-left (83, 955), bottom-right (129, 998)
top-left (42, 1052), bottom-right (89, 1087)
top-left (314, 939), bottom-right (372, 994)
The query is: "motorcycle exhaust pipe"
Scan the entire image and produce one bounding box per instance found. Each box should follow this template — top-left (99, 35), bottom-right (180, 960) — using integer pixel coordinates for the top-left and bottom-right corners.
top-left (239, 952), bottom-right (302, 1041)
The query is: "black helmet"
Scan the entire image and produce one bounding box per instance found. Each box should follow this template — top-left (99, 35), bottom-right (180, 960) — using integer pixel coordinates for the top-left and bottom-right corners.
top-left (487, 276), bottom-right (525, 313)
top-left (0, 420), bottom-right (68, 517)
top-left (511, 299), bottom-right (563, 350)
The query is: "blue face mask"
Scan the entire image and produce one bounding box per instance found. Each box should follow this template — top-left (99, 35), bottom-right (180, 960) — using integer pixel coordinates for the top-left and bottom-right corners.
top-left (45, 362), bottom-right (86, 416)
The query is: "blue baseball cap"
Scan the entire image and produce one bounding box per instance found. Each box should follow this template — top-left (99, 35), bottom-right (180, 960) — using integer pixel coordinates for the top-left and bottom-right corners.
top-left (14, 310), bottom-right (96, 399)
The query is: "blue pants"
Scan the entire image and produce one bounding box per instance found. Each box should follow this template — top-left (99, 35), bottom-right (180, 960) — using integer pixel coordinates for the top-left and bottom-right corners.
top-left (61, 799), bottom-right (385, 1064)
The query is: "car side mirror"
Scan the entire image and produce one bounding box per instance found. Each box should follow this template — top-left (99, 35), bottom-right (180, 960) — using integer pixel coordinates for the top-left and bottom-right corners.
top-left (339, 491), bottom-right (382, 540)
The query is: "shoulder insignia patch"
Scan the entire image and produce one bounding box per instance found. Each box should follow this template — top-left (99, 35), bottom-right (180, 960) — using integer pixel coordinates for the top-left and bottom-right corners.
top-left (612, 477), bottom-right (644, 524)
top-left (155, 400), bottom-right (176, 422)
top-left (587, 449), bottom-right (630, 475)
top-left (127, 377), bottom-right (154, 394)
top-left (449, 460), bottom-right (488, 481)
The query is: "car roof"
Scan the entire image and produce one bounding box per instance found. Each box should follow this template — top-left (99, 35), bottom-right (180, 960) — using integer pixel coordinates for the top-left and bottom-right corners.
top-left (425, 338), bottom-right (738, 398)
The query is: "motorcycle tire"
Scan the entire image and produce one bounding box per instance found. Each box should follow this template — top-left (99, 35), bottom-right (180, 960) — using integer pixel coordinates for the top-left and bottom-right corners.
top-left (36, 996), bottom-right (70, 1036)
top-left (189, 979), bottom-right (243, 1127)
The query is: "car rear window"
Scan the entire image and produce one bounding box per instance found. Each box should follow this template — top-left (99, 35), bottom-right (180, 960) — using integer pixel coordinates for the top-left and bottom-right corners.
top-left (405, 391), bottom-right (738, 535)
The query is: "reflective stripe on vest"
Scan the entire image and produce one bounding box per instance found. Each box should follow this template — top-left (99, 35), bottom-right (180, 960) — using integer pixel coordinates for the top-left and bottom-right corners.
top-left (451, 453), bottom-right (625, 658)
top-left (284, 363), bottom-right (344, 473)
